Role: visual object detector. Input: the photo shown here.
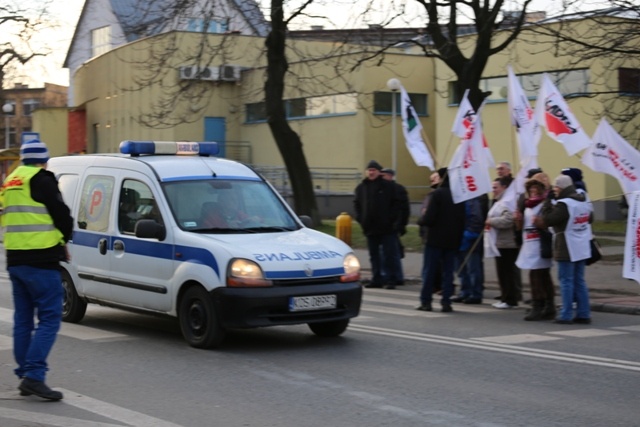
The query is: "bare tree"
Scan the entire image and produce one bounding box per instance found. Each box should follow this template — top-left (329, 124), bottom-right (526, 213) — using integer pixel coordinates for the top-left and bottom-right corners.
top-left (0, 1), bottom-right (54, 90)
top-left (527, 1), bottom-right (640, 145)
top-left (410, 0), bottom-right (537, 111)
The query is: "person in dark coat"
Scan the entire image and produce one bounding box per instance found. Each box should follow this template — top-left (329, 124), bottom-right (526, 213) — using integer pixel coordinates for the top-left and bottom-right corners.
top-left (354, 160), bottom-right (401, 289)
top-left (381, 168), bottom-right (410, 286)
top-left (416, 167), bottom-right (466, 312)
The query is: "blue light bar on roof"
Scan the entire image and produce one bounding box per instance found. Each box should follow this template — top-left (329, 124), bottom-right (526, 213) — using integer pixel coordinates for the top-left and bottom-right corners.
top-left (119, 140), bottom-right (219, 156)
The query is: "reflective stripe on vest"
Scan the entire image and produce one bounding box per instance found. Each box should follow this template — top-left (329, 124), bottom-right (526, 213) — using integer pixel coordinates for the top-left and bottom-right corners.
top-left (1, 165), bottom-right (64, 250)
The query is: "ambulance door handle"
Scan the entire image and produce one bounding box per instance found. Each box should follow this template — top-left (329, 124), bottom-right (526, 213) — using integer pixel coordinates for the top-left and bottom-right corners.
top-left (98, 238), bottom-right (108, 255)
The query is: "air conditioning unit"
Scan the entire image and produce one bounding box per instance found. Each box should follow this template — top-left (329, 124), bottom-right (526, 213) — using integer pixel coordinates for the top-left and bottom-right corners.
top-left (179, 66), bottom-right (198, 80)
top-left (179, 66), bottom-right (220, 81)
top-left (220, 65), bottom-right (241, 82)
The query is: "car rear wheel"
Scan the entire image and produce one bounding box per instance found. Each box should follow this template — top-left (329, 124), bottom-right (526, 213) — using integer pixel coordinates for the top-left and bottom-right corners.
top-left (179, 286), bottom-right (225, 349)
top-left (61, 269), bottom-right (87, 323)
top-left (308, 319), bottom-right (349, 337)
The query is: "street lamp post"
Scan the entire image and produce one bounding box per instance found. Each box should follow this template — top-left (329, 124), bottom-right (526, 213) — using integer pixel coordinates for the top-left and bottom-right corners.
top-left (3, 102), bottom-right (14, 150)
top-left (386, 78), bottom-right (401, 173)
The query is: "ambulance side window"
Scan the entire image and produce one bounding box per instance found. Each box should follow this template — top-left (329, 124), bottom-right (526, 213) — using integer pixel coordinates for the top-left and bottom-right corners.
top-left (77, 175), bottom-right (114, 232)
top-left (119, 180), bottom-right (163, 234)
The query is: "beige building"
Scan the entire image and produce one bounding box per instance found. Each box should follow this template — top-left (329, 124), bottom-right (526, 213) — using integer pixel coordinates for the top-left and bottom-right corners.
top-left (52, 5), bottom-right (640, 218)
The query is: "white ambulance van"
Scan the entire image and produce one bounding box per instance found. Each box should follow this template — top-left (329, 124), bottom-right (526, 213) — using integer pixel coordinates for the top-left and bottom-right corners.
top-left (48, 141), bottom-right (362, 348)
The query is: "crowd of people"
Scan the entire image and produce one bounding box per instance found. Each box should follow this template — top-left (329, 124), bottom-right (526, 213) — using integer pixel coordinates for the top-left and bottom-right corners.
top-left (354, 160), bottom-right (594, 325)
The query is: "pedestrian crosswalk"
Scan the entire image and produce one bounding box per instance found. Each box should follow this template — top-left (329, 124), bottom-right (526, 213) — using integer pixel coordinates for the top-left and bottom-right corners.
top-left (1, 289), bottom-right (639, 347)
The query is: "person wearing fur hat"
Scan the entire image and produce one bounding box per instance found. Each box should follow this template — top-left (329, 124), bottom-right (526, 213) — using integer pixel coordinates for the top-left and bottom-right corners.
top-left (515, 173), bottom-right (556, 321)
top-left (0, 140), bottom-right (73, 400)
top-left (534, 174), bottom-right (593, 325)
top-left (354, 160), bottom-right (402, 289)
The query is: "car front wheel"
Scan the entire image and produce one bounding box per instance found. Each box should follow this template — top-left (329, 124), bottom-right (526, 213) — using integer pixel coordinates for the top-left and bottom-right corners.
top-left (179, 286), bottom-right (225, 349)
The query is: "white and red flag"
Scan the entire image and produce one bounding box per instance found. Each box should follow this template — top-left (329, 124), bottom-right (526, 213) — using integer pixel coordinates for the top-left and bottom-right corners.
top-left (451, 89), bottom-right (495, 167)
top-left (448, 118), bottom-right (493, 204)
top-left (535, 73), bottom-right (591, 156)
top-left (507, 66), bottom-right (541, 159)
top-left (623, 190), bottom-right (640, 285)
top-left (582, 118), bottom-right (640, 195)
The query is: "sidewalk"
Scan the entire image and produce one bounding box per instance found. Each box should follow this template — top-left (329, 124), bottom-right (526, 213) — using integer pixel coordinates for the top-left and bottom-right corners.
top-left (353, 235), bottom-right (640, 316)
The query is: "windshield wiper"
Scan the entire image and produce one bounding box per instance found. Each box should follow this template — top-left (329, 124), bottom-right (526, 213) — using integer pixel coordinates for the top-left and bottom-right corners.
top-left (240, 226), bottom-right (298, 233)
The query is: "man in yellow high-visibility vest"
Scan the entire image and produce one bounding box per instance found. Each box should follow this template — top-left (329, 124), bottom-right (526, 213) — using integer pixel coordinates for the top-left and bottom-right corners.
top-left (0, 139), bottom-right (73, 401)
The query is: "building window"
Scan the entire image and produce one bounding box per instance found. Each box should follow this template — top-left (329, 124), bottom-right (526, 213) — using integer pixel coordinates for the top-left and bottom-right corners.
top-left (245, 93), bottom-right (357, 123)
top-left (373, 92), bottom-right (428, 116)
top-left (22, 99), bottom-right (40, 116)
top-left (91, 26), bottom-right (111, 57)
top-left (187, 18), bottom-right (229, 33)
top-left (449, 69), bottom-right (591, 104)
top-left (619, 68), bottom-right (640, 95)
top-left (246, 102), bottom-right (267, 122)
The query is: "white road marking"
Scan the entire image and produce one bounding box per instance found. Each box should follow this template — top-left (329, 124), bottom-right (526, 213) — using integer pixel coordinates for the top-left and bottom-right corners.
top-left (361, 306), bottom-right (447, 317)
top-left (349, 324), bottom-right (640, 372)
top-left (0, 307), bottom-right (128, 341)
top-left (0, 334), bottom-right (11, 351)
top-left (472, 334), bottom-right (563, 344)
top-left (613, 325), bottom-right (640, 332)
top-left (0, 389), bottom-right (184, 426)
top-left (546, 329), bottom-right (628, 338)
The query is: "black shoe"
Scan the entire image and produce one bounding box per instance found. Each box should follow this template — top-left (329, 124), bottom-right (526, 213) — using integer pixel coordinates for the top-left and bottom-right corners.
top-left (573, 317), bottom-right (592, 324)
top-left (384, 284), bottom-right (396, 290)
top-left (365, 283), bottom-right (383, 289)
top-left (463, 298), bottom-right (482, 304)
top-left (450, 296), bottom-right (465, 303)
top-left (553, 319), bottom-right (574, 325)
top-left (441, 305), bottom-right (453, 313)
top-left (18, 378), bottom-right (63, 401)
top-left (415, 304), bottom-right (432, 312)
top-left (396, 281), bottom-right (405, 286)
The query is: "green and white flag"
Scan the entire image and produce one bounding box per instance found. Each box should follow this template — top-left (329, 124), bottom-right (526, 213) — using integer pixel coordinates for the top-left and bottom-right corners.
top-left (400, 85), bottom-right (435, 169)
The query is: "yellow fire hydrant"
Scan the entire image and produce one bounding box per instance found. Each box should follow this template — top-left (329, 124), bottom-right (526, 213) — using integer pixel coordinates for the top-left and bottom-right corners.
top-left (336, 212), bottom-right (352, 246)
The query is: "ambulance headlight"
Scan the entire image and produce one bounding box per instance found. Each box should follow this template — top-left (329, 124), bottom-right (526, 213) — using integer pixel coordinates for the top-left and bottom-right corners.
top-left (340, 253), bottom-right (360, 283)
top-left (227, 258), bottom-right (272, 287)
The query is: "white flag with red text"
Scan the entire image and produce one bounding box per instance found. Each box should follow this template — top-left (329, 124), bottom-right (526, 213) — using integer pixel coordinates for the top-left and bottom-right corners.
top-left (535, 74), bottom-right (591, 156)
top-left (451, 89), bottom-right (495, 167)
top-left (399, 85), bottom-right (435, 169)
top-left (623, 190), bottom-right (640, 285)
top-left (582, 118), bottom-right (640, 195)
top-left (448, 119), bottom-right (493, 204)
top-left (508, 66), bottom-right (541, 159)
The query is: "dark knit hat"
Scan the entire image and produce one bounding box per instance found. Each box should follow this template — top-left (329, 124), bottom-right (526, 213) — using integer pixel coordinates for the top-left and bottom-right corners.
top-left (562, 167), bottom-right (586, 191)
top-left (20, 139), bottom-right (50, 165)
top-left (381, 168), bottom-right (395, 176)
top-left (366, 160), bottom-right (382, 171)
top-left (526, 167), bottom-right (543, 179)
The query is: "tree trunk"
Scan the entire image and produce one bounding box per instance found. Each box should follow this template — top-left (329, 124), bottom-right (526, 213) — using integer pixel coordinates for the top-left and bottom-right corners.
top-left (264, 0), bottom-right (321, 226)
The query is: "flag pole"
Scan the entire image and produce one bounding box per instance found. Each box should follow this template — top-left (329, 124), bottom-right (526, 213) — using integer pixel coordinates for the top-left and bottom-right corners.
top-left (420, 128), bottom-right (439, 169)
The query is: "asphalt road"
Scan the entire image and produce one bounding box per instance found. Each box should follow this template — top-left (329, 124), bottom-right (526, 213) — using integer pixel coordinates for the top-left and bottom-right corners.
top-left (1, 278), bottom-right (640, 427)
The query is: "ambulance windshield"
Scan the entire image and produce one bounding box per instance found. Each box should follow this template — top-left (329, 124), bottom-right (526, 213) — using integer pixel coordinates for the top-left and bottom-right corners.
top-left (163, 179), bottom-right (300, 233)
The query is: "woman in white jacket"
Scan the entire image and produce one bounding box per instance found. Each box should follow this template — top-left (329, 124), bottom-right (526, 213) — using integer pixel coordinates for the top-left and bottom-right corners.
top-left (515, 173), bottom-right (556, 320)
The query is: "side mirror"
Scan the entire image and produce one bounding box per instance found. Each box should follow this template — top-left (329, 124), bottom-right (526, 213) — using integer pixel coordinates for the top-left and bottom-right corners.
top-left (298, 215), bottom-right (313, 228)
top-left (135, 219), bottom-right (166, 241)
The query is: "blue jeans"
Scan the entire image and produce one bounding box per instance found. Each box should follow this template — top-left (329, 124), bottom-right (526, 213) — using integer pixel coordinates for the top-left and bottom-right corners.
top-left (9, 265), bottom-right (63, 382)
top-left (367, 233), bottom-right (400, 285)
top-left (556, 260), bottom-right (590, 321)
top-left (420, 246), bottom-right (457, 306)
top-left (457, 249), bottom-right (484, 300)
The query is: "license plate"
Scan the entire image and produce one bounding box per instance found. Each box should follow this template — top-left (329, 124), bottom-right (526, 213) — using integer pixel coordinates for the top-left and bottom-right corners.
top-left (289, 295), bottom-right (337, 312)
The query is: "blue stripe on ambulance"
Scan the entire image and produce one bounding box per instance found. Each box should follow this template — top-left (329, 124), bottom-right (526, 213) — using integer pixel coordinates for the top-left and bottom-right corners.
top-left (71, 231), bottom-right (342, 280)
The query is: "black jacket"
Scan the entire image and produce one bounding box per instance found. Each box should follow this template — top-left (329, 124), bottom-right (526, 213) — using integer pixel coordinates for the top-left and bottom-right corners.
top-left (354, 176), bottom-right (399, 236)
top-left (6, 168), bottom-right (74, 270)
top-left (419, 177), bottom-right (465, 249)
